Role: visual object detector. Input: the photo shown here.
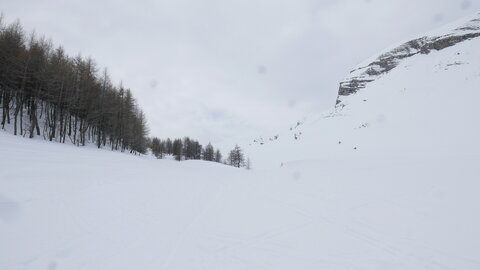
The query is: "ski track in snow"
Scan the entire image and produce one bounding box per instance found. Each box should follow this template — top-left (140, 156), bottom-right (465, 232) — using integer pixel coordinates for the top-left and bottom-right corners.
top-left (161, 180), bottom-right (231, 268)
top-left (1, 128), bottom-right (480, 269)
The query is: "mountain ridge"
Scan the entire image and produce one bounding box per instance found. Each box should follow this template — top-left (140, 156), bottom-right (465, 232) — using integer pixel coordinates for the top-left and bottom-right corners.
top-left (336, 12), bottom-right (480, 106)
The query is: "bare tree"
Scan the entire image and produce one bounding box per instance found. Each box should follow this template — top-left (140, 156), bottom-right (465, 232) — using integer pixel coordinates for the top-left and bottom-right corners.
top-left (0, 17), bottom-right (149, 153)
top-left (203, 143), bottom-right (215, 161)
top-left (227, 145), bottom-right (245, 168)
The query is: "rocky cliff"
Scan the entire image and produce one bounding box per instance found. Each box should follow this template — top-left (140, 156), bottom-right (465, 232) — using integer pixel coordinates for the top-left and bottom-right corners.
top-left (336, 13), bottom-right (480, 106)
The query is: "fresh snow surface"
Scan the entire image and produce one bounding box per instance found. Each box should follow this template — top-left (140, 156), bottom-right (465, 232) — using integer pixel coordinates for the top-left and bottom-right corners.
top-left (2, 20), bottom-right (480, 270)
top-left (2, 128), bottom-right (479, 270)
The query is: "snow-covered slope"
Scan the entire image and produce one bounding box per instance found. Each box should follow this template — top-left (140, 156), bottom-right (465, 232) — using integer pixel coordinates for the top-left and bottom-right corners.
top-left (2, 117), bottom-right (480, 270)
top-left (2, 14), bottom-right (480, 270)
top-left (247, 12), bottom-right (480, 169)
top-left (337, 12), bottom-right (480, 105)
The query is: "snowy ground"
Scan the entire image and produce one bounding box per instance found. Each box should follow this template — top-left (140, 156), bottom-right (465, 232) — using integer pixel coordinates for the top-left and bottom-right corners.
top-left (2, 18), bottom-right (480, 270)
top-left (2, 129), bottom-right (480, 270)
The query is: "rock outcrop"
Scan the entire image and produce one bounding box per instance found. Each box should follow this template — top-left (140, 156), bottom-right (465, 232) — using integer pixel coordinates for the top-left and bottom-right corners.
top-left (336, 13), bottom-right (480, 106)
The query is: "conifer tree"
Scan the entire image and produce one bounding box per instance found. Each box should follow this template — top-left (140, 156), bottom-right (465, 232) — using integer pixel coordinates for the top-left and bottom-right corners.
top-left (0, 17), bottom-right (149, 153)
top-left (172, 138), bottom-right (183, 161)
top-left (227, 145), bottom-right (245, 168)
top-left (215, 149), bottom-right (222, 163)
top-left (203, 143), bottom-right (215, 161)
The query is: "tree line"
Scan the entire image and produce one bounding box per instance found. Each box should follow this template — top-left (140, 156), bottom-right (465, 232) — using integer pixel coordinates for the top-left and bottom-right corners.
top-left (150, 137), bottom-right (250, 169)
top-left (1, 15), bottom-right (251, 168)
top-left (150, 137), bottom-right (221, 162)
top-left (0, 16), bottom-right (148, 154)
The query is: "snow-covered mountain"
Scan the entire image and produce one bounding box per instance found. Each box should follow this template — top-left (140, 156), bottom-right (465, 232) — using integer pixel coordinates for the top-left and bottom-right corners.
top-left (337, 12), bottom-right (480, 105)
top-left (247, 12), bottom-right (480, 169)
top-left (2, 13), bottom-right (480, 270)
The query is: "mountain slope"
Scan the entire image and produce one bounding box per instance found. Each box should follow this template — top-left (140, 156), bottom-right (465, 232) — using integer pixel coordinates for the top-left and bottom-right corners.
top-left (247, 12), bottom-right (480, 168)
top-left (337, 12), bottom-right (480, 105)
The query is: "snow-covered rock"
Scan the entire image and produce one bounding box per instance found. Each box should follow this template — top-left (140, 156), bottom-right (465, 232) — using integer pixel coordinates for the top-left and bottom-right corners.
top-left (337, 12), bottom-right (480, 105)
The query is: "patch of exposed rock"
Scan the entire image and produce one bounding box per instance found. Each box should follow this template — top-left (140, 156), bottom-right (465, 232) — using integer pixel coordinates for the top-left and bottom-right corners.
top-left (336, 14), bottom-right (480, 106)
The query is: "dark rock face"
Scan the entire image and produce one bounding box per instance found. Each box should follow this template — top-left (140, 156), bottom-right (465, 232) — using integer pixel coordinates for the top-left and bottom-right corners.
top-left (338, 78), bottom-right (375, 97)
top-left (336, 14), bottom-right (480, 106)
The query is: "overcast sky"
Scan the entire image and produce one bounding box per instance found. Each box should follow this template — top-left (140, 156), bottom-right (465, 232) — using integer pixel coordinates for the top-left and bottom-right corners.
top-left (2, 0), bottom-right (478, 149)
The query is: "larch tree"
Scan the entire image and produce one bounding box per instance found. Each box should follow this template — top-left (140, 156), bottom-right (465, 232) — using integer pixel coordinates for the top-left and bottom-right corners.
top-left (227, 145), bottom-right (245, 168)
top-left (0, 17), bottom-right (149, 153)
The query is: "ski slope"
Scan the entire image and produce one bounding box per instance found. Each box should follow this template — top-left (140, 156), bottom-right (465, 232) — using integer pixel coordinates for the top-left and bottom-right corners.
top-left (2, 127), bottom-right (480, 270)
top-left (2, 15), bottom-right (480, 270)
